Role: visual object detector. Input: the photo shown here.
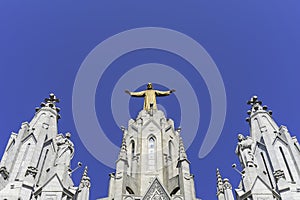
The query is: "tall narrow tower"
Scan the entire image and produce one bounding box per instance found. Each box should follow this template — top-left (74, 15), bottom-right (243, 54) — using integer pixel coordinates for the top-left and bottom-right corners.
top-left (99, 84), bottom-right (200, 200)
top-left (219, 96), bottom-right (300, 200)
top-left (0, 94), bottom-right (90, 200)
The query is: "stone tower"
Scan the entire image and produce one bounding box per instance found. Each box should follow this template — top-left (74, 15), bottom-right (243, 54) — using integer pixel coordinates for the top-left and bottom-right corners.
top-left (218, 96), bottom-right (300, 200)
top-left (0, 94), bottom-right (90, 200)
top-left (98, 108), bottom-right (200, 200)
top-left (216, 169), bottom-right (234, 200)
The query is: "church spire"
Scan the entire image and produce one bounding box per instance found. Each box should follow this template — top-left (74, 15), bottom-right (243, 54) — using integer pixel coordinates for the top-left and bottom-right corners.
top-left (100, 85), bottom-right (199, 200)
top-left (0, 93), bottom-right (87, 199)
top-left (230, 96), bottom-right (300, 199)
top-left (245, 95), bottom-right (278, 142)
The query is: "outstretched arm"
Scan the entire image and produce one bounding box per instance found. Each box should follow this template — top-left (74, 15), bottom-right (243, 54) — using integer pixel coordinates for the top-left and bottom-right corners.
top-left (155, 89), bottom-right (175, 96)
top-left (125, 90), bottom-right (145, 97)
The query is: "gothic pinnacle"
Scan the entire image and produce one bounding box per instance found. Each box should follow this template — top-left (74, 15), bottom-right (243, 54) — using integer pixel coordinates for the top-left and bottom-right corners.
top-left (223, 178), bottom-right (232, 190)
top-left (246, 95), bottom-right (272, 120)
top-left (118, 134), bottom-right (128, 160)
top-left (83, 166), bottom-right (88, 175)
top-left (35, 93), bottom-right (61, 119)
top-left (179, 137), bottom-right (187, 160)
top-left (80, 166), bottom-right (91, 188)
top-left (216, 168), bottom-right (224, 195)
top-left (216, 168), bottom-right (223, 184)
top-left (121, 135), bottom-right (127, 152)
top-left (82, 166), bottom-right (90, 181)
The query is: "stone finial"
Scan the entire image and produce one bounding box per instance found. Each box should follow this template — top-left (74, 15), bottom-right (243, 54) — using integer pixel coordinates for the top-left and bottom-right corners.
top-left (216, 168), bottom-right (224, 195)
top-left (121, 136), bottom-right (127, 152)
top-left (120, 126), bottom-right (126, 133)
top-left (82, 166), bottom-right (90, 181)
top-left (179, 137), bottom-right (187, 160)
top-left (36, 93), bottom-right (61, 118)
top-left (216, 168), bottom-right (223, 184)
top-left (247, 96), bottom-right (262, 112)
top-left (246, 96), bottom-right (272, 120)
top-left (80, 166), bottom-right (91, 188)
top-left (118, 135), bottom-right (128, 160)
top-left (83, 166), bottom-right (88, 176)
top-left (45, 93), bottom-right (60, 104)
top-left (223, 178), bottom-right (232, 190)
top-left (216, 169), bottom-right (233, 196)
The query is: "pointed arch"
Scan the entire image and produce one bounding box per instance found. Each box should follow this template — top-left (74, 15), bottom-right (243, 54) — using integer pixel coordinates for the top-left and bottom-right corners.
top-left (148, 136), bottom-right (156, 171)
top-left (168, 140), bottom-right (174, 159)
top-left (168, 140), bottom-right (175, 178)
top-left (129, 140), bottom-right (136, 176)
top-left (130, 140), bottom-right (135, 156)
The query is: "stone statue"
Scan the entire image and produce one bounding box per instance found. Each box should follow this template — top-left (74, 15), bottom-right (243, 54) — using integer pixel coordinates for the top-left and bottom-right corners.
top-left (235, 134), bottom-right (256, 168)
top-left (125, 83), bottom-right (175, 111)
top-left (55, 133), bottom-right (74, 167)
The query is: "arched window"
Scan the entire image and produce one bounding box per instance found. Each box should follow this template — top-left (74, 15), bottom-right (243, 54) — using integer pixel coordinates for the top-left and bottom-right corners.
top-left (129, 140), bottom-right (136, 176)
top-left (131, 141), bottom-right (135, 156)
top-left (168, 140), bottom-right (173, 159)
top-left (168, 140), bottom-right (174, 177)
top-left (148, 137), bottom-right (156, 171)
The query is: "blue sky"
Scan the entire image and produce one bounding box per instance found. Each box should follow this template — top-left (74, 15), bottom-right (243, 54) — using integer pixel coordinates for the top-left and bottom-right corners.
top-left (0, 1), bottom-right (300, 199)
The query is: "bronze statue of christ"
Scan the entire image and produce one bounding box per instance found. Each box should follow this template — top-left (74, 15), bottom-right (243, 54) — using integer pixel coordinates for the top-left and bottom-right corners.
top-left (125, 83), bottom-right (175, 111)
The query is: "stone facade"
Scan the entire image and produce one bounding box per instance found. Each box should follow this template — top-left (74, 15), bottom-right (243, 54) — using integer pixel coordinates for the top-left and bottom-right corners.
top-left (98, 109), bottom-right (200, 200)
top-left (217, 96), bottom-right (300, 200)
top-left (0, 94), bottom-right (90, 200)
top-left (1, 92), bottom-right (299, 200)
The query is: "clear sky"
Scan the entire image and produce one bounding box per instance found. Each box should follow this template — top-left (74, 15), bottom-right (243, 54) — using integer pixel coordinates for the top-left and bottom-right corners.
top-left (0, 1), bottom-right (300, 199)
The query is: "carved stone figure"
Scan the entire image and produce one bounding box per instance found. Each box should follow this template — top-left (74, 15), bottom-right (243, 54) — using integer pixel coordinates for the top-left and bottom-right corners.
top-left (55, 133), bottom-right (74, 167)
top-left (235, 134), bottom-right (256, 168)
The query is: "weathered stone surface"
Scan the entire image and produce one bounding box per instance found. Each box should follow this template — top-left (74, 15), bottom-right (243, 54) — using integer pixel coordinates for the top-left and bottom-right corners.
top-left (218, 96), bottom-right (300, 200)
top-left (0, 94), bottom-right (90, 200)
top-left (98, 109), bottom-right (199, 200)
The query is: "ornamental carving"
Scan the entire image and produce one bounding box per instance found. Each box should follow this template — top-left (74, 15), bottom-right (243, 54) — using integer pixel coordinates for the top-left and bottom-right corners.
top-left (273, 169), bottom-right (285, 182)
top-left (25, 166), bottom-right (38, 178)
top-left (143, 178), bottom-right (170, 200)
top-left (0, 166), bottom-right (9, 180)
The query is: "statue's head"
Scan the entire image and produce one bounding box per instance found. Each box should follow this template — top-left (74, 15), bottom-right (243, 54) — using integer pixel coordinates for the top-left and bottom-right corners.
top-left (66, 132), bottom-right (71, 139)
top-left (147, 83), bottom-right (153, 89)
top-left (238, 134), bottom-right (244, 141)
